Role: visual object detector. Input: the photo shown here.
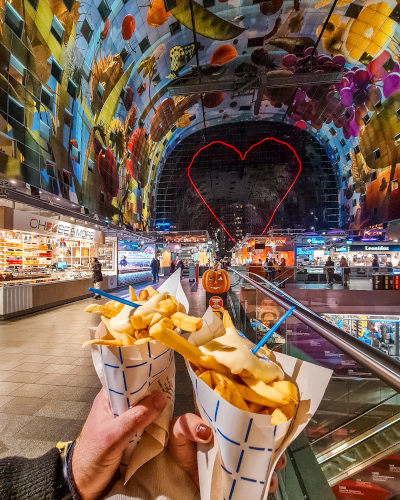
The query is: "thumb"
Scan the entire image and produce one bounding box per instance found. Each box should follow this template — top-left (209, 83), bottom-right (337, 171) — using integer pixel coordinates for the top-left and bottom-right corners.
top-left (110, 392), bottom-right (167, 448)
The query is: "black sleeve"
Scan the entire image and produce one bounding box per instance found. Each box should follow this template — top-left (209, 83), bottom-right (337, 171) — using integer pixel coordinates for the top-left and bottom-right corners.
top-left (0, 448), bottom-right (70, 500)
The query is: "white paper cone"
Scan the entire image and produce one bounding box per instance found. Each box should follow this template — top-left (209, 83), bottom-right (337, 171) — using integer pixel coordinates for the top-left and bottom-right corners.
top-left (88, 269), bottom-right (187, 472)
top-left (188, 308), bottom-right (333, 500)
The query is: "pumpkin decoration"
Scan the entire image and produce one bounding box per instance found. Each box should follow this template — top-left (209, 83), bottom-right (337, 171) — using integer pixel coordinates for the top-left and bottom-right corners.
top-left (210, 45), bottom-right (237, 66)
top-left (202, 269), bottom-right (230, 294)
top-left (122, 15), bottom-right (136, 40)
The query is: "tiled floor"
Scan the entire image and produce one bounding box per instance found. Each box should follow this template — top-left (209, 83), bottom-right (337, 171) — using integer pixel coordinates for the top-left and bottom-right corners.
top-left (0, 277), bottom-right (206, 459)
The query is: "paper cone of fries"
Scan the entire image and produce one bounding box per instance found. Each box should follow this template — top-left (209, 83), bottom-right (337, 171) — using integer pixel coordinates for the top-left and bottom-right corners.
top-left (89, 270), bottom-right (188, 479)
top-left (187, 308), bottom-right (333, 500)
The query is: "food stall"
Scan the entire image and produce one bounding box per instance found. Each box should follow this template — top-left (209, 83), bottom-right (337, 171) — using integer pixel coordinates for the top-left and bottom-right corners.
top-left (0, 207), bottom-right (117, 319)
top-left (117, 239), bottom-right (154, 286)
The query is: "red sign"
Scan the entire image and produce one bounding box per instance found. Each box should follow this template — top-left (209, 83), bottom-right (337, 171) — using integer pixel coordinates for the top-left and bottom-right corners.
top-left (209, 296), bottom-right (224, 310)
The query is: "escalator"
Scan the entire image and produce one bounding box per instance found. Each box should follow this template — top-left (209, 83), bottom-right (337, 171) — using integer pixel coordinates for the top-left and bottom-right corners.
top-left (227, 268), bottom-right (400, 500)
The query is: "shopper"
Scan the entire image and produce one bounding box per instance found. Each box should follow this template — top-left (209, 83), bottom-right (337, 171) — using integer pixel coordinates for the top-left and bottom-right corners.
top-left (372, 255), bottom-right (380, 275)
top-left (150, 257), bottom-right (158, 283)
top-left (170, 260), bottom-right (176, 274)
top-left (279, 258), bottom-right (287, 288)
top-left (340, 256), bottom-right (350, 287)
top-left (177, 259), bottom-right (184, 278)
top-left (90, 257), bottom-right (103, 299)
top-left (325, 257), bottom-right (335, 287)
top-left (387, 260), bottom-right (394, 274)
top-left (266, 258), bottom-right (274, 281)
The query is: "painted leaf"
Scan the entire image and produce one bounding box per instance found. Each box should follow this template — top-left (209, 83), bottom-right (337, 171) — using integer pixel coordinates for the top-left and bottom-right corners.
top-left (171, 0), bottom-right (245, 41)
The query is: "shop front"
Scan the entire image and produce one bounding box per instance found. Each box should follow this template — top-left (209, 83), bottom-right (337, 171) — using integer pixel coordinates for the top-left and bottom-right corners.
top-left (0, 206), bottom-right (118, 318)
top-left (322, 313), bottom-right (400, 357)
top-left (117, 239), bottom-right (154, 286)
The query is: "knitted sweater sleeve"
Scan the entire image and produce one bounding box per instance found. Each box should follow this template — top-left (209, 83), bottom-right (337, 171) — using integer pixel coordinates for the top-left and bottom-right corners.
top-left (0, 447), bottom-right (70, 500)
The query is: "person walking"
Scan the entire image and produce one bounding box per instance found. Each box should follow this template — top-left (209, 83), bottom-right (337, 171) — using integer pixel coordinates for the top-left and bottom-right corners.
top-left (177, 259), bottom-right (184, 278)
top-left (372, 255), bottom-right (380, 275)
top-left (325, 256), bottom-right (335, 287)
top-left (340, 256), bottom-right (350, 287)
top-left (170, 260), bottom-right (176, 274)
top-left (90, 257), bottom-right (103, 299)
top-left (279, 258), bottom-right (287, 288)
top-left (150, 257), bottom-right (158, 283)
top-left (266, 258), bottom-right (274, 281)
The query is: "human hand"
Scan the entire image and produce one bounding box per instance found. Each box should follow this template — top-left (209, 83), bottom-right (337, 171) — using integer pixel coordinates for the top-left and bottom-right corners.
top-left (72, 388), bottom-right (166, 500)
top-left (167, 413), bottom-right (286, 492)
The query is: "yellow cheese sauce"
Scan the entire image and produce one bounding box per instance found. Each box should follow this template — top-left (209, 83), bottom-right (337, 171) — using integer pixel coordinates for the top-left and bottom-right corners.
top-left (109, 292), bottom-right (170, 335)
top-left (199, 326), bottom-right (284, 384)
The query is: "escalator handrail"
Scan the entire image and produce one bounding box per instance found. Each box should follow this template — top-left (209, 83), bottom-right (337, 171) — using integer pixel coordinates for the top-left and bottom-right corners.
top-left (228, 267), bottom-right (400, 393)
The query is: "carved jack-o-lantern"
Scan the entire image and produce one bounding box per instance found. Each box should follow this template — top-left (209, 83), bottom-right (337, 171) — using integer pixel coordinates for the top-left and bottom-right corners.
top-left (202, 269), bottom-right (230, 293)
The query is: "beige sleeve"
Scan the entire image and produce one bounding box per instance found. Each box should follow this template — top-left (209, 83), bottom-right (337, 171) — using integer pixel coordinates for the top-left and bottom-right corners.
top-left (105, 449), bottom-right (200, 500)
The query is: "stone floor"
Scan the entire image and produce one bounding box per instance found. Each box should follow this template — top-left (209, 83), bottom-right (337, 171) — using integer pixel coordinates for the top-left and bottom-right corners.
top-left (0, 277), bottom-right (205, 459)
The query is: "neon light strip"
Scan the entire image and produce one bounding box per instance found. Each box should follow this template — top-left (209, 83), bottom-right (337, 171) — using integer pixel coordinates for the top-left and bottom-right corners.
top-left (187, 139), bottom-right (302, 242)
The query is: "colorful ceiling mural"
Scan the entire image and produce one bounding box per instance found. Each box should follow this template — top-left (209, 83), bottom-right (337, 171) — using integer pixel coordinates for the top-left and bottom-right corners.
top-left (1, 0), bottom-right (400, 231)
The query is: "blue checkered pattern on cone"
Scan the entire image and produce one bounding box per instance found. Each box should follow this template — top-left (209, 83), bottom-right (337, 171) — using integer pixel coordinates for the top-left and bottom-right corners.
top-left (188, 364), bottom-right (291, 500)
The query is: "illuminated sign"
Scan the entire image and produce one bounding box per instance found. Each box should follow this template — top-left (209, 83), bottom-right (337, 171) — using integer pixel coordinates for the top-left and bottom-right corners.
top-left (296, 247), bottom-right (313, 256)
top-left (365, 245), bottom-right (389, 251)
top-left (335, 246), bottom-right (348, 253)
top-left (307, 238), bottom-right (325, 245)
top-left (13, 209), bottom-right (101, 242)
top-left (349, 245), bottom-right (400, 252)
top-left (264, 237), bottom-right (288, 245)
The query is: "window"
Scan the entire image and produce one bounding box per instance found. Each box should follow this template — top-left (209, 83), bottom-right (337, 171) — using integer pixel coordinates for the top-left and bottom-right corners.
top-left (247, 37), bottom-right (264, 47)
top-left (87, 158), bottom-right (94, 173)
top-left (8, 96), bottom-right (24, 123)
top-left (345, 3), bottom-right (363, 18)
top-left (354, 145), bottom-right (360, 154)
top-left (139, 36), bottom-right (150, 54)
top-left (373, 148), bottom-right (380, 160)
top-left (97, 0), bottom-right (111, 21)
top-left (51, 59), bottom-right (63, 83)
top-left (40, 86), bottom-right (53, 110)
top-left (120, 47), bottom-right (129, 63)
top-left (352, 198), bottom-right (357, 207)
top-left (152, 74), bottom-right (161, 85)
top-left (362, 114), bottom-right (370, 125)
top-left (63, 169), bottom-right (72, 186)
top-left (97, 82), bottom-right (104, 99)
top-left (391, 179), bottom-right (398, 191)
top-left (27, 0), bottom-right (38, 9)
top-left (50, 15), bottom-right (64, 44)
top-left (340, 139), bottom-right (346, 147)
top-left (71, 146), bottom-right (80, 163)
top-left (239, 105), bottom-right (251, 111)
top-left (345, 153), bottom-right (351, 162)
top-left (5, 2), bottom-right (23, 38)
top-left (329, 127), bottom-right (337, 137)
top-left (81, 60), bottom-right (91, 81)
top-left (389, 4), bottom-right (400, 22)
top-left (203, 0), bottom-right (214, 6)
top-left (0, 131), bottom-right (16, 157)
top-left (394, 133), bottom-right (400, 147)
top-left (80, 18), bottom-right (93, 44)
top-left (67, 78), bottom-right (77, 98)
top-left (164, 0), bottom-right (177, 8)
top-left (169, 21), bottom-right (181, 36)
top-left (39, 120), bottom-right (51, 141)
top-left (371, 170), bottom-right (377, 181)
top-left (46, 160), bottom-right (56, 177)
top-left (64, 108), bottom-right (72, 127)
top-left (9, 55), bottom-right (26, 84)
top-left (100, 191), bottom-right (105, 203)
top-left (62, 0), bottom-right (75, 12)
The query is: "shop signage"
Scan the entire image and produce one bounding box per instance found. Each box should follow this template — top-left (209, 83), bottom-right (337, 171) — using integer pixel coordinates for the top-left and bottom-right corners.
top-left (0, 179), bottom-right (9, 198)
top-left (335, 246), bottom-right (348, 252)
top-left (13, 209), bottom-right (102, 242)
top-left (296, 247), bottom-right (313, 256)
top-left (264, 237), bottom-right (287, 245)
top-left (307, 237), bottom-right (325, 245)
top-left (349, 245), bottom-right (400, 252)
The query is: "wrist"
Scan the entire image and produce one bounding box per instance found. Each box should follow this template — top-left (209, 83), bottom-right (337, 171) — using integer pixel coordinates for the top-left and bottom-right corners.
top-left (59, 440), bottom-right (83, 500)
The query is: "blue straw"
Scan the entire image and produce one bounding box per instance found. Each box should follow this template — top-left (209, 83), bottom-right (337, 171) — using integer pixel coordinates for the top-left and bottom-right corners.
top-left (252, 306), bottom-right (296, 354)
top-left (88, 287), bottom-right (141, 308)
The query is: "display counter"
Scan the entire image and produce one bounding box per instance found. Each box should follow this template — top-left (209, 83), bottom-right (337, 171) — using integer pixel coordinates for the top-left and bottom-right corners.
top-left (0, 275), bottom-right (117, 319)
top-left (117, 268), bottom-right (153, 286)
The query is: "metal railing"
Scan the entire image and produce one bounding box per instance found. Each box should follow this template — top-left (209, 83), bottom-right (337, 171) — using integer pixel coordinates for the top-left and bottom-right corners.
top-left (228, 268), bottom-right (400, 393)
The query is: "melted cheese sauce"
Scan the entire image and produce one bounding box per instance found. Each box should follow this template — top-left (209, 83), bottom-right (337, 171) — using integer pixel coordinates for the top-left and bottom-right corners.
top-left (199, 326), bottom-right (284, 384)
top-left (109, 292), bottom-right (170, 335)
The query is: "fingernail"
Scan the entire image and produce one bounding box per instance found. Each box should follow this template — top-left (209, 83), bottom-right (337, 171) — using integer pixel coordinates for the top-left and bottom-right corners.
top-left (195, 423), bottom-right (212, 441)
top-left (152, 392), bottom-right (166, 410)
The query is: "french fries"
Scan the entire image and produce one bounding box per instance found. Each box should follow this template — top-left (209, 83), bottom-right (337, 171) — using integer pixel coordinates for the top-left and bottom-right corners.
top-left (83, 284), bottom-right (202, 349)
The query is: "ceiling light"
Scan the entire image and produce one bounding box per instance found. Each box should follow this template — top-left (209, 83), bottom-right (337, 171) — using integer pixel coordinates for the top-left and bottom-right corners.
top-left (10, 180), bottom-right (16, 184)
top-left (70, 217), bottom-right (74, 221)
top-left (56, 198), bottom-right (60, 200)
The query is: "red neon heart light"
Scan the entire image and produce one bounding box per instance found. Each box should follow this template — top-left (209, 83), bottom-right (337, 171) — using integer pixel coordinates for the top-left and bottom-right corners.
top-left (187, 138), bottom-right (302, 243)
